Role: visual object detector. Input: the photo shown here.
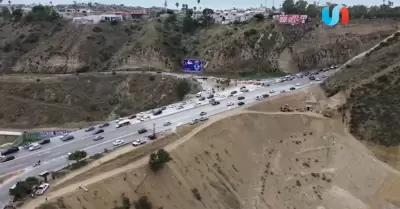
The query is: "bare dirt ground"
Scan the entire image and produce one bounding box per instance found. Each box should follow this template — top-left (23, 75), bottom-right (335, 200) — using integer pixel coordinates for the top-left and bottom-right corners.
top-left (22, 85), bottom-right (400, 209)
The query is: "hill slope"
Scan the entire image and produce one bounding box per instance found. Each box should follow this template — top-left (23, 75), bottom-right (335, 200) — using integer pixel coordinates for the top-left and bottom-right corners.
top-left (31, 108), bottom-right (400, 209)
top-left (0, 73), bottom-right (187, 128)
top-left (321, 31), bottom-right (400, 146)
top-left (1, 16), bottom-right (398, 74)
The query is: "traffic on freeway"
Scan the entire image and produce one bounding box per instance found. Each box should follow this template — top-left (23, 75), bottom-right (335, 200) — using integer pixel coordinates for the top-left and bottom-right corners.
top-left (0, 68), bottom-right (336, 207)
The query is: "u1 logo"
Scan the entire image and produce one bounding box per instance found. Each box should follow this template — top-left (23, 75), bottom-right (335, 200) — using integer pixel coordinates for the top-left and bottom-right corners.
top-left (322, 5), bottom-right (349, 26)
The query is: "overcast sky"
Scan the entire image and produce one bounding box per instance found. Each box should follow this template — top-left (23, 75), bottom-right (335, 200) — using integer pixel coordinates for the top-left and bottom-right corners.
top-left (1, 0), bottom-right (393, 10)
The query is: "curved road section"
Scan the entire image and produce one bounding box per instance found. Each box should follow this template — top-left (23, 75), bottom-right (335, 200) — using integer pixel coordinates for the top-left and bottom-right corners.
top-left (0, 70), bottom-right (333, 207)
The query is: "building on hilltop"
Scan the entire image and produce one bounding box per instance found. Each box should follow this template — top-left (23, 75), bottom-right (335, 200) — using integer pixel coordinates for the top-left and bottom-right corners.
top-left (73, 14), bottom-right (123, 24)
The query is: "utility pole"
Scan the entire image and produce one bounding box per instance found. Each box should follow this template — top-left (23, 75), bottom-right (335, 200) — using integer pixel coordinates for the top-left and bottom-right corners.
top-left (153, 123), bottom-right (156, 135)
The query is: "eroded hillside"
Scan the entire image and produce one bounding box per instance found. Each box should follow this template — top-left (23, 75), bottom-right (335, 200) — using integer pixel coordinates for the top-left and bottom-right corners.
top-left (321, 31), bottom-right (400, 146)
top-left (1, 14), bottom-right (399, 74)
top-left (32, 110), bottom-right (400, 209)
top-left (0, 73), bottom-right (187, 128)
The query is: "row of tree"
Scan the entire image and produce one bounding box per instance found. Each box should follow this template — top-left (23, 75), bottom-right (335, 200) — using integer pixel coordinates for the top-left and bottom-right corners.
top-left (282, 0), bottom-right (400, 18)
top-left (0, 5), bottom-right (60, 22)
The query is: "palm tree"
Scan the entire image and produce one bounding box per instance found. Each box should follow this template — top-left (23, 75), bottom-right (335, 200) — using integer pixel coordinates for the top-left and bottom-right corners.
top-left (175, 2), bottom-right (179, 9)
top-left (8, 0), bottom-right (11, 4)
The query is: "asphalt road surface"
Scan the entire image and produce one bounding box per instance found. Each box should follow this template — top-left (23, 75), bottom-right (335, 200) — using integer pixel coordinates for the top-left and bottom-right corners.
top-left (0, 70), bottom-right (334, 207)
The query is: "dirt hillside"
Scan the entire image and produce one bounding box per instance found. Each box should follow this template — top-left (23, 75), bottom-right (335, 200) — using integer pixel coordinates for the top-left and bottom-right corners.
top-left (0, 73), bottom-right (188, 128)
top-left (321, 31), bottom-right (400, 147)
top-left (1, 11), bottom-right (398, 74)
top-left (29, 91), bottom-right (400, 209)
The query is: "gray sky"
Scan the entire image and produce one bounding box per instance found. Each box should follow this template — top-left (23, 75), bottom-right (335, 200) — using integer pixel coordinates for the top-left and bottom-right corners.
top-left (1, 0), bottom-right (393, 10)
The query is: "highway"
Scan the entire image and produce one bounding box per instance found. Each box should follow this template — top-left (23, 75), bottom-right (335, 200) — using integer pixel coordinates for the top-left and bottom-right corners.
top-left (0, 70), bottom-right (334, 207)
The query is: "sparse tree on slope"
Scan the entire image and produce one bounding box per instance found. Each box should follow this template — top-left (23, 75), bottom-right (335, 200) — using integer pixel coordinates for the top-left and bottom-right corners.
top-left (148, 149), bottom-right (172, 172)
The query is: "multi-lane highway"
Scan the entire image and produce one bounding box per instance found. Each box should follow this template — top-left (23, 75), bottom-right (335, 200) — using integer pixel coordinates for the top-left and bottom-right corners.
top-left (0, 69), bottom-right (334, 207)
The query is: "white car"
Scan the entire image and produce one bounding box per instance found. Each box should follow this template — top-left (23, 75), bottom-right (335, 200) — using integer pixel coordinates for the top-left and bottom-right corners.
top-left (163, 121), bottom-right (171, 126)
top-left (295, 83), bottom-right (301, 86)
top-left (194, 102), bottom-right (202, 106)
top-left (116, 118), bottom-right (123, 123)
top-left (132, 139), bottom-right (146, 146)
top-left (227, 102), bottom-right (234, 106)
top-left (59, 133), bottom-right (69, 140)
top-left (315, 77), bottom-right (321, 81)
top-left (29, 144), bottom-right (41, 151)
top-left (255, 96), bottom-right (263, 100)
top-left (113, 139), bottom-right (124, 146)
top-left (35, 183), bottom-right (50, 195)
top-left (269, 89), bottom-right (275, 93)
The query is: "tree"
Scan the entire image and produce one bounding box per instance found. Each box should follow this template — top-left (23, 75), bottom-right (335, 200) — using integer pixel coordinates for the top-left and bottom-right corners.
top-left (148, 149), bottom-right (172, 172)
top-left (253, 13), bottom-right (265, 21)
top-left (133, 196), bottom-right (152, 209)
top-left (175, 79), bottom-right (191, 100)
top-left (306, 4), bottom-right (319, 17)
top-left (175, 2), bottom-right (179, 9)
top-left (12, 8), bottom-right (23, 21)
top-left (9, 177), bottom-right (39, 200)
top-left (282, 0), bottom-right (295, 14)
top-left (68, 150), bottom-right (87, 162)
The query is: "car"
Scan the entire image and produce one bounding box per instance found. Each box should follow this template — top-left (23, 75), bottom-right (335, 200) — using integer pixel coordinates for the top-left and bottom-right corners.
top-left (99, 122), bottom-right (109, 128)
top-left (39, 139), bottom-right (51, 145)
top-left (23, 143), bottom-right (32, 149)
top-left (237, 96), bottom-right (245, 100)
top-left (238, 102), bottom-right (245, 106)
top-left (116, 118), bottom-right (123, 123)
top-left (255, 96), bottom-right (263, 100)
top-left (61, 135), bottom-right (74, 142)
top-left (0, 155), bottom-right (15, 163)
top-left (322, 75), bottom-right (327, 78)
top-left (280, 90), bottom-right (286, 93)
top-left (132, 139), bottom-right (146, 147)
top-left (211, 101), bottom-right (220, 106)
top-left (35, 183), bottom-right (50, 195)
top-left (1, 147), bottom-right (19, 155)
top-left (161, 106), bottom-right (167, 110)
top-left (295, 83), bottom-right (301, 86)
top-left (128, 115), bottom-right (136, 119)
top-left (199, 97), bottom-right (206, 101)
top-left (315, 77), bottom-right (321, 81)
top-left (138, 128), bottom-right (148, 134)
top-left (176, 105), bottom-right (184, 110)
top-left (200, 111), bottom-right (207, 116)
top-left (93, 135), bottom-right (104, 141)
top-left (290, 87), bottom-right (296, 90)
top-left (240, 88), bottom-right (249, 92)
top-left (207, 94), bottom-right (214, 99)
top-left (85, 127), bottom-right (95, 132)
top-left (153, 110), bottom-right (163, 116)
top-left (194, 102), bottom-right (202, 106)
top-left (262, 94), bottom-right (269, 98)
top-left (269, 89), bottom-right (275, 93)
top-left (93, 129), bottom-right (104, 135)
top-left (230, 91), bottom-right (237, 95)
top-left (190, 119), bottom-right (199, 125)
top-left (199, 117), bottom-right (208, 121)
top-left (163, 121), bottom-right (171, 126)
top-left (59, 133), bottom-right (70, 139)
top-left (29, 144), bottom-right (41, 151)
top-left (113, 140), bottom-right (124, 146)
top-left (309, 76), bottom-right (316, 81)
top-left (227, 102), bottom-right (234, 106)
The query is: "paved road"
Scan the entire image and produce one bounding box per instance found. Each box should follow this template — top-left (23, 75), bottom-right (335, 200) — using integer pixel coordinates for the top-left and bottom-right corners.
top-left (0, 70), bottom-right (334, 207)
